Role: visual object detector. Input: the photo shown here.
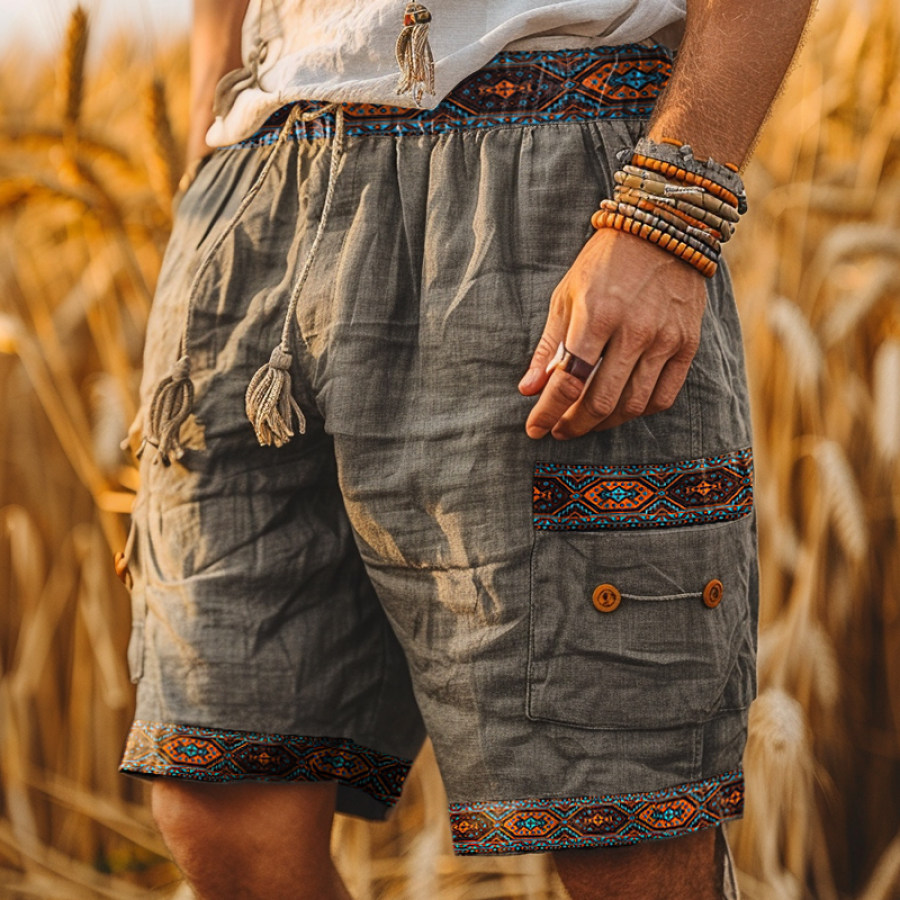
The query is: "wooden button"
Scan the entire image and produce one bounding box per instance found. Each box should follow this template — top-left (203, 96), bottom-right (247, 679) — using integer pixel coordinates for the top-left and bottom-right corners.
top-left (592, 583), bottom-right (622, 613)
top-left (703, 579), bottom-right (724, 608)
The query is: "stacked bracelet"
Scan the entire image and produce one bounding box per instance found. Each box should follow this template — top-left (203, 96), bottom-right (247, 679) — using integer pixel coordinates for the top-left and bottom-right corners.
top-left (593, 137), bottom-right (747, 278)
top-left (593, 209), bottom-right (719, 278)
top-left (595, 199), bottom-right (721, 254)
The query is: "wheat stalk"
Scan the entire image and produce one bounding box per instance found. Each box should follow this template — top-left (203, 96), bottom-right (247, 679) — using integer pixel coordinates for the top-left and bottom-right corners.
top-left (145, 76), bottom-right (181, 210)
top-left (1, 0), bottom-right (899, 897)
top-left (59, 6), bottom-right (89, 134)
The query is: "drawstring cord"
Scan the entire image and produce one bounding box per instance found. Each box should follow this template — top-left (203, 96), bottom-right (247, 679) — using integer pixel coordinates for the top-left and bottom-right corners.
top-left (142, 102), bottom-right (346, 466)
top-left (245, 104), bottom-right (346, 447)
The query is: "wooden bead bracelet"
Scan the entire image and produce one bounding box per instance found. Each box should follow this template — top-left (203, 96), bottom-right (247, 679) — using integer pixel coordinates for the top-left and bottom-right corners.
top-left (614, 185), bottom-right (733, 240)
top-left (593, 209), bottom-right (718, 277)
top-left (612, 189), bottom-right (725, 244)
top-left (633, 136), bottom-right (746, 213)
top-left (631, 153), bottom-right (741, 210)
top-left (600, 199), bottom-right (722, 253)
top-left (613, 172), bottom-right (741, 223)
top-left (595, 138), bottom-right (746, 278)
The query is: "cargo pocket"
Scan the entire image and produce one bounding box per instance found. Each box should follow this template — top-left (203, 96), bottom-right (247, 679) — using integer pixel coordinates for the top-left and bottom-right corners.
top-left (526, 449), bottom-right (757, 731)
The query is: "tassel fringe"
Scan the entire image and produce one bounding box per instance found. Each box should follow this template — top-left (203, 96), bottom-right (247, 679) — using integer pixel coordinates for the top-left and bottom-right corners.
top-left (396, 3), bottom-right (435, 106)
top-left (145, 355), bottom-right (194, 466)
top-left (245, 344), bottom-right (306, 447)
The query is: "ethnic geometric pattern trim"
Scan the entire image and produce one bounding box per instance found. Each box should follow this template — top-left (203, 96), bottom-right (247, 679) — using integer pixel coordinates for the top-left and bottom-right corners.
top-left (119, 720), bottom-right (411, 808)
top-left (533, 448), bottom-right (754, 531)
top-left (450, 769), bottom-right (744, 855)
top-left (233, 43), bottom-right (673, 145)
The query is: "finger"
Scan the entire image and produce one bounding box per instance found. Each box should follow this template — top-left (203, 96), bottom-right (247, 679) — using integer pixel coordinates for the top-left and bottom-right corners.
top-left (518, 291), bottom-right (568, 396)
top-left (545, 335), bottom-right (639, 439)
top-left (524, 364), bottom-right (592, 439)
top-left (525, 305), bottom-right (613, 437)
top-left (557, 350), bottom-right (666, 437)
top-left (646, 350), bottom-right (694, 414)
top-left (518, 332), bottom-right (562, 396)
top-left (592, 352), bottom-right (693, 432)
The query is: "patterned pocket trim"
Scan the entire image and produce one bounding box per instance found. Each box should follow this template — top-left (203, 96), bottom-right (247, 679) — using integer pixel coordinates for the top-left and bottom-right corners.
top-left (533, 448), bottom-right (753, 531)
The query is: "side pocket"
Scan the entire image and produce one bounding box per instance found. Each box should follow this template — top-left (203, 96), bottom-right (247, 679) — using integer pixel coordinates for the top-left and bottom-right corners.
top-left (122, 494), bottom-right (148, 685)
top-left (526, 450), bottom-right (758, 731)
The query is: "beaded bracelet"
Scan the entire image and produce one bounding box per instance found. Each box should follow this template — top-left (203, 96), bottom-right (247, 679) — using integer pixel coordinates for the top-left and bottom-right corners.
top-left (596, 209), bottom-right (720, 270)
top-left (594, 210), bottom-right (718, 277)
top-left (596, 138), bottom-right (746, 277)
top-left (615, 211), bottom-right (719, 264)
top-left (599, 199), bottom-right (722, 254)
top-left (614, 185), bottom-right (733, 240)
top-left (631, 153), bottom-right (741, 209)
top-left (632, 137), bottom-right (746, 213)
top-left (611, 190), bottom-right (725, 245)
top-left (656, 136), bottom-right (740, 173)
top-left (614, 172), bottom-right (741, 222)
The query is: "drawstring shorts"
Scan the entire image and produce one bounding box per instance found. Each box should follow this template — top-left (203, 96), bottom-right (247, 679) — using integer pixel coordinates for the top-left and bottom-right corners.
top-left (118, 43), bottom-right (758, 856)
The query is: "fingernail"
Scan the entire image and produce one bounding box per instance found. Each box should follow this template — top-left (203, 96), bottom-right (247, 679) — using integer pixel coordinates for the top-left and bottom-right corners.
top-left (519, 368), bottom-right (539, 390)
top-left (544, 342), bottom-right (565, 375)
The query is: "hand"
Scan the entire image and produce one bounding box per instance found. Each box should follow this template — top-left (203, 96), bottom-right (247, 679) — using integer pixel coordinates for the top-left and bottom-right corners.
top-left (518, 229), bottom-right (708, 439)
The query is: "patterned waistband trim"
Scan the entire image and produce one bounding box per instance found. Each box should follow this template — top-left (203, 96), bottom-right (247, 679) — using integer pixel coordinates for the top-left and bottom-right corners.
top-left (533, 447), bottom-right (754, 531)
top-left (232, 43), bottom-right (672, 145)
top-left (119, 720), bottom-right (411, 807)
top-left (450, 769), bottom-right (744, 856)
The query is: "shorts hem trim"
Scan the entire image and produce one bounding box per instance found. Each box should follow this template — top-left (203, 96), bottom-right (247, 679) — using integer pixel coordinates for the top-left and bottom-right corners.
top-left (118, 720), bottom-right (412, 809)
top-left (449, 768), bottom-right (744, 855)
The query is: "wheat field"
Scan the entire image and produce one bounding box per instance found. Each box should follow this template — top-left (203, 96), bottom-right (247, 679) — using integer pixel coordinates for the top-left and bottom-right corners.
top-left (0, 2), bottom-right (898, 898)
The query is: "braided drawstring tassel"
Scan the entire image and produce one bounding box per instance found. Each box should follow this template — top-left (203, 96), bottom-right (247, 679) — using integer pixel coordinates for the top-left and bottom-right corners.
top-left (142, 105), bottom-right (303, 466)
top-left (395, 3), bottom-right (435, 106)
top-left (245, 104), bottom-right (346, 448)
top-left (244, 345), bottom-right (305, 446)
top-left (146, 354), bottom-right (194, 466)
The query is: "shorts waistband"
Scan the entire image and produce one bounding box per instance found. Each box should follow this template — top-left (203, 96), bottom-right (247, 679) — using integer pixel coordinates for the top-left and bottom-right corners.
top-left (233, 42), bottom-right (673, 147)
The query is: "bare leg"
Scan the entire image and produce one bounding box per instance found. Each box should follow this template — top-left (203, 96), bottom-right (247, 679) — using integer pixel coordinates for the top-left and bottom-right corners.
top-left (554, 828), bottom-right (722, 900)
top-left (151, 780), bottom-right (352, 900)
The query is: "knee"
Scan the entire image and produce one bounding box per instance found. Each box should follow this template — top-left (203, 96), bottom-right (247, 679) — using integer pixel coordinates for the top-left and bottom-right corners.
top-left (151, 778), bottom-right (337, 861)
top-left (150, 780), bottom-right (342, 899)
top-left (554, 829), bottom-right (719, 900)
top-left (151, 778), bottom-right (336, 852)
top-left (150, 780), bottom-right (225, 862)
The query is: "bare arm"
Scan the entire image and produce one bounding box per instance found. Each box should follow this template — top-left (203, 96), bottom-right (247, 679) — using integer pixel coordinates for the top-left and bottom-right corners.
top-left (519, 0), bottom-right (816, 439)
top-left (185, 0), bottom-right (250, 167)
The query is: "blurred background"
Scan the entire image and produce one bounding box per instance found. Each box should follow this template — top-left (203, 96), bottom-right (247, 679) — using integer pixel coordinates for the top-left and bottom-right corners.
top-left (0, 0), bottom-right (898, 897)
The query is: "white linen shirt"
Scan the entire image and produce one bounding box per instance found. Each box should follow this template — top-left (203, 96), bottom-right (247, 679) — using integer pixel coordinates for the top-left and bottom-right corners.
top-left (206, 0), bottom-right (686, 147)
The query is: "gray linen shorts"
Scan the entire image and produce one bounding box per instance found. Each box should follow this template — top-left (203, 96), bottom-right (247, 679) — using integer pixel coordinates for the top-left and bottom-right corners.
top-left (118, 43), bottom-right (758, 856)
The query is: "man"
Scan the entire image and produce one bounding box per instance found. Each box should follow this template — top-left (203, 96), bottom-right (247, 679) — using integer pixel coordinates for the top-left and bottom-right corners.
top-left (116, 1), bottom-right (813, 897)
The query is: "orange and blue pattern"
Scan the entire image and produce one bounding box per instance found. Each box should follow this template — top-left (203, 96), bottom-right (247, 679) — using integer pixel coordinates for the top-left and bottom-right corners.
top-left (533, 448), bottom-right (754, 531)
top-left (119, 721), bottom-right (411, 808)
top-left (450, 769), bottom-right (744, 855)
top-left (233, 43), bottom-right (673, 145)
